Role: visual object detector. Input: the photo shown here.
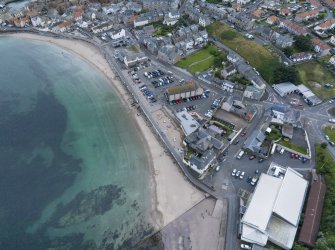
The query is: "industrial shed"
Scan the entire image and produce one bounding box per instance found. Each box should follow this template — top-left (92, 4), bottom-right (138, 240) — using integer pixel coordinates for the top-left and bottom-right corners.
top-left (299, 175), bottom-right (326, 248)
top-left (166, 82), bottom-right (203, 102)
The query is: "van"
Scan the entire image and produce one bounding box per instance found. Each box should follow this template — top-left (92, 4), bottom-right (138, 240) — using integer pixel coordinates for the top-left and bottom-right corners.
top-left (236, 150), bottom-right (245, 159)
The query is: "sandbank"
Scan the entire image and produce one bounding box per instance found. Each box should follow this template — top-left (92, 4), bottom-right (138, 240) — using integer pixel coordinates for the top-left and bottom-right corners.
top-left (1, 32), bottom-right (204, 228)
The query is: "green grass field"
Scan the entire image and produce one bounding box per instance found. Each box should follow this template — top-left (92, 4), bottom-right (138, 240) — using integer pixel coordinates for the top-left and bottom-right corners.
top-left (296, 61), bottom-right (335, 100)
top-left (207, 22), bottom-right (280, 84)
top-left (324, 126), bottom-right (335, 142)
top-left (175, 45), bottom-right (225, 74)
top-left (279, 140), bottom-right (308, 155)
top-left (297, 61), bottom-right (335, 100)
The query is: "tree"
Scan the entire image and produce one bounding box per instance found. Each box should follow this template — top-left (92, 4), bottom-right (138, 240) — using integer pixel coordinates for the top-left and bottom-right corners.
top-left (321, 142), bottom-right (328, 149)
top-left (294, 35), bottom-right (312, 52)
top-left (292, 243), bottom-right (308, 250)
top-left (273, 64), bottom-right (298, 83)
top-left (283, 46), bottom-right (294, 57)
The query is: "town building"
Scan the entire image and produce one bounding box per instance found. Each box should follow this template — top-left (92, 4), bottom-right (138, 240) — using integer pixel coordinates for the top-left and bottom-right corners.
top-left (266, 15), bottom-right (279, 25)
top-left (176, 111), bottom-right (200, 136)
top-left (329, 55), bottom-right (335, 65)
top-left (297, 84), bottom-right (322, 106)
top-left (243, 85), bottom-right (265, 100)
top-left (241, 166), bottom-right (308, 249)
top-left (187, 149), bottom-right (217, 176)
top-left (272, 82), bottom-right (297, 97)
top-left (199, 15), bottom-right (211, 27)
top-left (311, 37), bottom-right (331, 56)
top-left (227, 13), bottom-right (254, 31)
top-left (221, 64), bottom-right (237, 78)
top-left (314, 19), bottom-right (335, 31)
top-left (295, 9), bottom-right (319, 22)
top-left (108, 28), bottom-right (126, 40)
top-left (243, 130), bottom-right (266, 155)
top-left (299, 174), bottom-right (326, 248)
top-left (290, 52), bottom-right (313, 63)
top-left (166, 82), bottom-right (204, 102)
top-left (122, 50), bottom-right (148, 67)
top-left (279, 19), bottom-right (308, 36)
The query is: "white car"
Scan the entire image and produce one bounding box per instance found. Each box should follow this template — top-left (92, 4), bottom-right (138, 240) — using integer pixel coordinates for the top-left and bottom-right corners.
top-left (236, 170), bottom-right (241, 177)
top-left (241, 244), bottom-right (252, 250)
top-left (231, 169), bottom-right (237, 176)
top-left (240, 171), bottom-right (245, 179)
top-left (329, 118), bottom-right (335, 123)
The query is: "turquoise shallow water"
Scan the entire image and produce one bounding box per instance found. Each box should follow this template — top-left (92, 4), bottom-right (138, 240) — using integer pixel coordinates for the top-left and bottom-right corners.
top-left (0, 37), bottom-right (154, 249)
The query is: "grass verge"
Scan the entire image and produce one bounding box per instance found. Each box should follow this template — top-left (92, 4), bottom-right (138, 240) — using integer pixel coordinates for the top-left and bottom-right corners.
top-left (279, 140), bottom-right (308, 155)
top-left (314, 144), bottom-right (335, 249)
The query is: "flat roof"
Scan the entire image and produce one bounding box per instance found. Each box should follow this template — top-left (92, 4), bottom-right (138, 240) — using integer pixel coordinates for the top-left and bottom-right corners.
top-left (176, 111), bottom-right (200, 136)
top-left (242, 174), bottom-right (282, 232)
top-left (297, 84), bottom-right (310, 93)
top-left (268, 215), bottom-right (298, 249)
top-left (273, 82), bottom-right (297, 95)
top-left (273, 168), bottom-right (308, 226)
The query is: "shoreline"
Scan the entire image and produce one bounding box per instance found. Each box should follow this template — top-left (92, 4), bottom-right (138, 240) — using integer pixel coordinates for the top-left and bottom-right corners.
top-left (0, 32), bottom-right (204, 231)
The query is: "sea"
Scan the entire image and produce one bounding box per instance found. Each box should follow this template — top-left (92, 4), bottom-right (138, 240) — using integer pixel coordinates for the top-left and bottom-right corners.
top-left (0, 37), bottom-right (156, 249)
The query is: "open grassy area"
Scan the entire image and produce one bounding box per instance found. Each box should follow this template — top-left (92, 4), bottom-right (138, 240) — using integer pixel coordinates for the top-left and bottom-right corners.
top-left (296, 61), bottom-right (335, 100)
top-left (324, 126), bottom-right (335, 142)
top-left (315, 144), bottom-right (335, 249)
top-left (279, 140), bottom-right (308, 155)
top-left (207, 22), bottom-right (280, 84)
top-left (175, 44), bottom-right (226, 74)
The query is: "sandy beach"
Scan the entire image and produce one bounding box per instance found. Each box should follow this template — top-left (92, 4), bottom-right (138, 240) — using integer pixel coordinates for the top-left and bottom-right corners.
top-left (3, 32), bottom-right (205, 229)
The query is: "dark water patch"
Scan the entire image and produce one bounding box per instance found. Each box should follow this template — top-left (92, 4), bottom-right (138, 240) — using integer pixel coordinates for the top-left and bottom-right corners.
top-left (0, 91), bottom-right (82, 248)
top-left (48, 184), bottom-right (125, 228)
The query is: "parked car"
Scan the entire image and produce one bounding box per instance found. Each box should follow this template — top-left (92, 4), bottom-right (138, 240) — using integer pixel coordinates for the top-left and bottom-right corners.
top-left (231, 169), bottom-right (237, 176)
top-left (329, 118), bottom-right (335, 123)
top-left (233, 140), bottom-right (239, 145)
top-left (251, 175), bottom-right (258, 186)
top-left (258, 158), bottom-right (264, 163)
top-left (249, 155), bottom-right (255, 160)
top-left (236, 170), bottom-right (241, 178)
top-left (241, 244), bottom-right (252, 250)
top-left (240, 171), bottom-right (245, 179)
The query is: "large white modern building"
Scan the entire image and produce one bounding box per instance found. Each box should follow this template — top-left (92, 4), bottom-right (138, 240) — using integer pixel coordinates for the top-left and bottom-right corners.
top-left (241, 167), bottom-right (308, 249)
